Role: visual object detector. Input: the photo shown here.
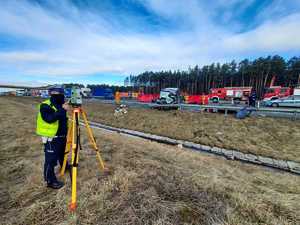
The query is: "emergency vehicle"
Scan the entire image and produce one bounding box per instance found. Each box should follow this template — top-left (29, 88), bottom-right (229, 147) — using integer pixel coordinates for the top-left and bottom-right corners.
top-left (208, 87), bottom-right (252, 103)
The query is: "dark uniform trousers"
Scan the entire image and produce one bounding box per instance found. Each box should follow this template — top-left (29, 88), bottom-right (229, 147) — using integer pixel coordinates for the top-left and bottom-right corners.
top-left (44, 137), bottom-right (66, 184)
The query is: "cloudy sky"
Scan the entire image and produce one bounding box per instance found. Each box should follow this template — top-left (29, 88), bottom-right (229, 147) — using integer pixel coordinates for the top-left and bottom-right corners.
top-left (0, 0), bottom-right (300, 86)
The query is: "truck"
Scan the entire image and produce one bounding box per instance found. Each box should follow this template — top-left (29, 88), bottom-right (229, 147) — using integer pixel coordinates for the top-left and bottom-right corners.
top-left (152, 88), bottom-right (181, 110)
top-left (91, 88), bottom-right (114, 99)
top-left (262, 75), bottom-right (294, 100)
top-left (40, 90), bottom-right (49, 98)
top-left (81, 88), bottom-right (91, 98)
top-left (263, 86), bottom-right (300, 107)
top-left (155, 88), bottom-right (181, 104)
top-left (208, 87), bottom-right (252, 103)
top-left (16, 89), bottom-right (25, 96)
top-left (263, 86), bottom-right (293, 100)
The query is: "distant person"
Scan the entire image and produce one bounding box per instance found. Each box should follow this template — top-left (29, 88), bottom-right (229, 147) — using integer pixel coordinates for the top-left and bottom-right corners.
top-left (249, 90), bottom-right (257, 107)
top-left (36, 86), bottom-right (69, 189)
top-left (115, 91), bottom-right (121, 105)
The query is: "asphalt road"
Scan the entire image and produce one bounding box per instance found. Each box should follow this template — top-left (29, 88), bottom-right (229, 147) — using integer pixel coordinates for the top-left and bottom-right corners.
top-left (86, 98), bottom-right (300, 119)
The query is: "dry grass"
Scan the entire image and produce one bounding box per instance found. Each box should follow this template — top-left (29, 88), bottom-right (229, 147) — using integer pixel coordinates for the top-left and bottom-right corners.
top-left (0, 96), bottom-right (300, 225)
top-left (83, 100), bottom-right (300, 162)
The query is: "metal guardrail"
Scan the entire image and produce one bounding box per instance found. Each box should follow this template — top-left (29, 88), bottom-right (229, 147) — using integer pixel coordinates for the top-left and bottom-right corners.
top-left (195, 104), bottom-right (300, 119)
top-left (198, 104), bottom-right (300, 113)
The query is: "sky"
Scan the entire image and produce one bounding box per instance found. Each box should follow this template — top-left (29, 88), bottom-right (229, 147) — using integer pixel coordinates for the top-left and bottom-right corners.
top-left (0, 0), bottom-right (300, 86)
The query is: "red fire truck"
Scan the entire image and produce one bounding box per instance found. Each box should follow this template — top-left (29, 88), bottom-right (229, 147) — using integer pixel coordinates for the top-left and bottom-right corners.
top-left (263, 86), bottom-right (293, 100)
top-left (262, 76), bottom-right (294, 100)
top-left (208, 87), bottom-right (252, 103)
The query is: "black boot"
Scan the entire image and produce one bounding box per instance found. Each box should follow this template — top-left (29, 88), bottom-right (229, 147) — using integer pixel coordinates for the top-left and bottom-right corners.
top-left (47, 180), bottom-right (64, 189)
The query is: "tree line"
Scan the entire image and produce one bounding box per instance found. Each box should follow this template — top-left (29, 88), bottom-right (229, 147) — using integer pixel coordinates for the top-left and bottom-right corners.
top-left (86, 84), bottom-right (132, 93)
top-left (125, 55), bottom-right (300, 98)
top-left (63, 83), bottom-right (132, 93)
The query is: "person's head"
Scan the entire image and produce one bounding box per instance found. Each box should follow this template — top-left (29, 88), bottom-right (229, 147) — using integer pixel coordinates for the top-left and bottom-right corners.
top-left (49, 87), bottom-right (65, 105)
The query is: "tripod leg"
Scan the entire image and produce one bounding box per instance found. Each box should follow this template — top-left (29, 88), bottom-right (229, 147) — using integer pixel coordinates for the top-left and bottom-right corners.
top-left (70, 109), bottom-right (79, 211)
top-left (81, 110), bottom-right (105, 171)
top-left (60, 120), bottom-right (73, 177)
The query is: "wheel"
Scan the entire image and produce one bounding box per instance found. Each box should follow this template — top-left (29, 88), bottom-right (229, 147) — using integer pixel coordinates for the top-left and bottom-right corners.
top-left (271, 103), bottom-right (279, 107)
top-left (212, 97), bottom-right (219, 103)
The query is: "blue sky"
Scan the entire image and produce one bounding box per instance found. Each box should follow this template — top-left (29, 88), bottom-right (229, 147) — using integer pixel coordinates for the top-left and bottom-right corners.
top-left (0, 0), bottom-right (300, 86)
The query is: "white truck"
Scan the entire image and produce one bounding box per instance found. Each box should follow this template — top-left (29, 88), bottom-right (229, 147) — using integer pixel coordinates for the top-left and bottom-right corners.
top-left (16, 89), bottom-right (25, 96)
top-left (81, 88), bottom-right (91, 98)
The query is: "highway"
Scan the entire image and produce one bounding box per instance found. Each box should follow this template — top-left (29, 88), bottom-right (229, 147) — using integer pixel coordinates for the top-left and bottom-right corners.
top-left (87, 98), bottom-right (300, 120)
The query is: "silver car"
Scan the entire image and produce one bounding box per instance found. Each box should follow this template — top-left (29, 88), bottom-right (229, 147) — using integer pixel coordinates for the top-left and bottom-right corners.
top-left (265, 95), bottom-right (300, 107)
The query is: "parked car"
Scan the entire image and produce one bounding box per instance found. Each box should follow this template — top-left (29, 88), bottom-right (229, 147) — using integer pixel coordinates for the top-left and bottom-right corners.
top-left (264, 95), bottom-right (300, 107)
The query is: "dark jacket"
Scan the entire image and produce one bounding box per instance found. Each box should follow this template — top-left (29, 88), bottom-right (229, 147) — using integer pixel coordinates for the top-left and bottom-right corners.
top-left (250, 92), bottom-right (257, 101)
top-left (40, 97), bottom-right (68, 136)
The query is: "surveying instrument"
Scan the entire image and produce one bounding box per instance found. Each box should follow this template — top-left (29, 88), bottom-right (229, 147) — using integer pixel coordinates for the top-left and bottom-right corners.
top-left (60, 87), bottom-right (106, 211)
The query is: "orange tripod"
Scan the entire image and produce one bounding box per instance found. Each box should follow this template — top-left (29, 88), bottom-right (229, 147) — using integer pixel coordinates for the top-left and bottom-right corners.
top-left (60, 106), bottom-right (106, 211)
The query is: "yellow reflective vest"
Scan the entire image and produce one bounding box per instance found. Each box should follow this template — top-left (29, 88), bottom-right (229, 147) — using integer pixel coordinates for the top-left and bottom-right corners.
top-left (36, 99), bottom-right (59, 137)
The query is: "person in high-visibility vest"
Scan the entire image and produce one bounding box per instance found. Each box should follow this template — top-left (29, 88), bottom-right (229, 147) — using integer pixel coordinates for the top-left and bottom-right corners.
top-left (115, 91), bottom-right (121, 104)
top-left (36, 86), bottom-right (69, 189)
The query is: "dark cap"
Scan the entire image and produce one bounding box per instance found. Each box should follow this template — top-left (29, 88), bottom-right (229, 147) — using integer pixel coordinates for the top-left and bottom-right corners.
top-left (49, 86), bottom-right (64, 95)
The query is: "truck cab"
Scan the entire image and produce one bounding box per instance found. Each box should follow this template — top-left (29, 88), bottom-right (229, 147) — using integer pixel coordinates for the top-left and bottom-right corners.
top-left (156, 88), bottom-right (180, 104)
top-left (80, 88), bottom-right (91, 98)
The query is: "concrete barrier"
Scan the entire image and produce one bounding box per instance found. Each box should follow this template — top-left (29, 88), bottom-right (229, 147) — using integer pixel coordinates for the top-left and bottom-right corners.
top-left (83, 120), bottom-right (300, 175)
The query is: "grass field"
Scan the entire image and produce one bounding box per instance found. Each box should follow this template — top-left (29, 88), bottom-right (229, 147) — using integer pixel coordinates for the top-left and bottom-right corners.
top-left (84, 100), bottom-right (300, 162)
top-left (0, 96), bottom-right (300, 225)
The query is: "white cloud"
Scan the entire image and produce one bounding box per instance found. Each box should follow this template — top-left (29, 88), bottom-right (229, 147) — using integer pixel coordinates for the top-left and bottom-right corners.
top-left (256, 0), bottom-right (300, 22)
top-left (0, 0), bottom-right (299, 82)
top-left (222, 13), bottom-right (300, 52)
